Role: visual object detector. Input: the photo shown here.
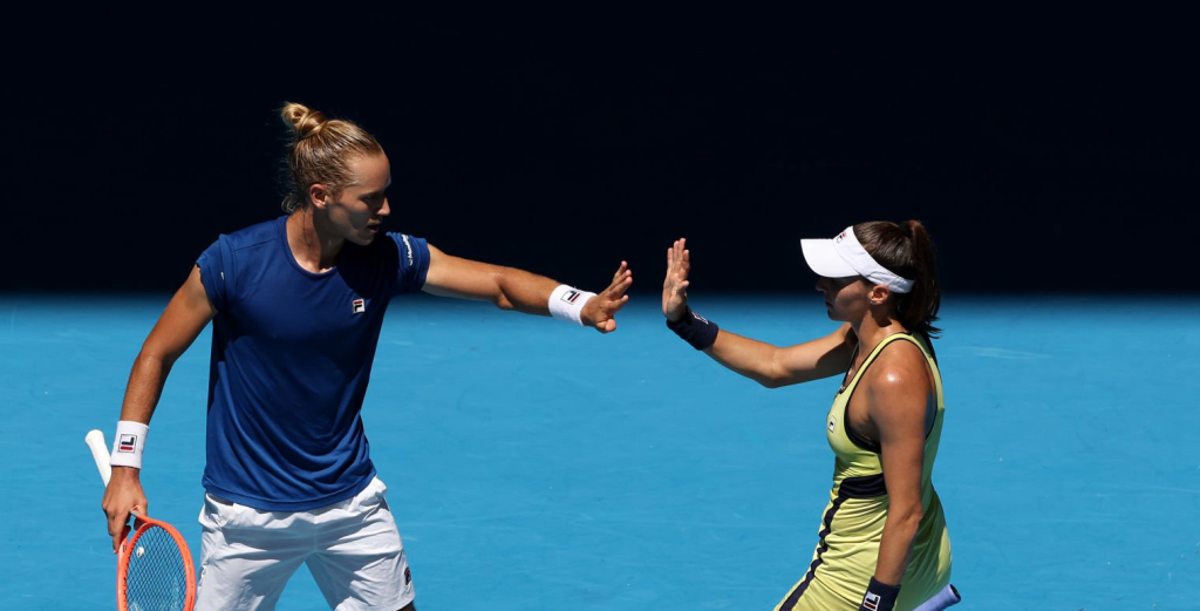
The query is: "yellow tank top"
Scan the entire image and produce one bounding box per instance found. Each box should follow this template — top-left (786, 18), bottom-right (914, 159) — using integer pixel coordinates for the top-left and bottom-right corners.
top-left (776, 332), bottom-right (952, 611)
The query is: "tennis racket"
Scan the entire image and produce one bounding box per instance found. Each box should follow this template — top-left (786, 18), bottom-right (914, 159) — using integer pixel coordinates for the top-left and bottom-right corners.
top-left (86, 429), bottom-right (197, 611)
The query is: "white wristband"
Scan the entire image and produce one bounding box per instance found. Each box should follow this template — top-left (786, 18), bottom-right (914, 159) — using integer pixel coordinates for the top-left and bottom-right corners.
top-left (548, 284), bottom-right (596, 326)
top-left (110, 420), bottom-right (149, 469)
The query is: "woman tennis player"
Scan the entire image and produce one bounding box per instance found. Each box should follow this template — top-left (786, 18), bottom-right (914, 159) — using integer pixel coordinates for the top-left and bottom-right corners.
top-left (661, 223), bottom-right (957, 611)
top-left (100, 102), bottom-right (632, 611)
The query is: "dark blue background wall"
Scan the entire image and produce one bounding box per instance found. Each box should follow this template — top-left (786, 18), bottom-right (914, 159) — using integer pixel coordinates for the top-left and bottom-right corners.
top-left (8, 15), bottom-right (1196, 294)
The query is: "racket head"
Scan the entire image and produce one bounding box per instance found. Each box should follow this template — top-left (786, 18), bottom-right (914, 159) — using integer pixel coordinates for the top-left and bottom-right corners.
top-left (117, 513), bottom-right (196, 611)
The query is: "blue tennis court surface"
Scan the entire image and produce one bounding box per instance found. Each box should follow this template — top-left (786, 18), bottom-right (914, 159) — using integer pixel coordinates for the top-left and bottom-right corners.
top-left (2, 293), bottom-right (1197, 610)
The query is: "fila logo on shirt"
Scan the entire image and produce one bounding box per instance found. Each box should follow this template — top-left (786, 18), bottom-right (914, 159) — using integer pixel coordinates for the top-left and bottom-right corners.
top-left (117, 434), bottom-right (138, 453)
top-left (561, 290), bottom-right (583, 304)
top-left (352, 299), bottom-right (366, 314)
top-left (828, 417), bottom-right (837, 432)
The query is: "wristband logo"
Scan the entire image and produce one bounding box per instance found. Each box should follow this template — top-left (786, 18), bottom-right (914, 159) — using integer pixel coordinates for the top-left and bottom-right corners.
top-left (561, 290), bottom-right (583, 304)
top-left (352, 299), bottom-right (366, 314)
top-left (862, 591), bottom-right (881, 611)
top-left (117, 434), bottom-right (138, 453)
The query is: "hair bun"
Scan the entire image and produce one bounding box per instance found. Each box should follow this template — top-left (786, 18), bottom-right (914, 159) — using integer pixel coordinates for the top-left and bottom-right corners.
top-left (281, 102), bottom-right (326, 139)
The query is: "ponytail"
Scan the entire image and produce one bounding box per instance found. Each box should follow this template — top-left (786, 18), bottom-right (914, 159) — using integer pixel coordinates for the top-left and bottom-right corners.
top-left (854, 220), bottom-right (942, 339)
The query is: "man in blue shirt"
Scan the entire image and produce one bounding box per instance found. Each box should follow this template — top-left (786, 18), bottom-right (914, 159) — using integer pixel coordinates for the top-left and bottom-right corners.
top-left (100, 102), bottom-right (633, 611)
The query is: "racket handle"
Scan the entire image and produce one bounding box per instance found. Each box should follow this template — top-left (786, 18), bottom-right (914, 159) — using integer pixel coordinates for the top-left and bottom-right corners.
top-left (85, 429), bottom-right (112, 487)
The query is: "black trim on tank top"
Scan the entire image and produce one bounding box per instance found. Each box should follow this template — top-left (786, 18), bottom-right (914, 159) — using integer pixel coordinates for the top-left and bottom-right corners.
top-left (777, 473), bottom-right (887, 609)
top-left (778, 492), bottom-right (847, 609)
top-left (839, 473), bottom-right (887, 498)
top-left (844, 416), bottom-right (882, 454)
top-left (842, 334), bottom-right (936, 453)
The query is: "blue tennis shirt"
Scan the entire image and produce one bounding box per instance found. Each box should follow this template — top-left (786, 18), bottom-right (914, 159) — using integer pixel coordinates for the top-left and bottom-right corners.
top-left (196, 215), bottom-right (429, 510)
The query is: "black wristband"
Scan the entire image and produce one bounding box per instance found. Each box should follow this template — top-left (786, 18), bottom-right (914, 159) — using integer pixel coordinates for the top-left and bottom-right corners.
top-left (859, 577), bottom-right (901, 611)
top-left (666, 308), bottom-right (719, 350)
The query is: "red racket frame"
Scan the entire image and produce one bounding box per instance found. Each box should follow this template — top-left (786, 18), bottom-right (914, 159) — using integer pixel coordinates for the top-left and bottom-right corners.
top-left (117, 514), bottom-right (197, 611)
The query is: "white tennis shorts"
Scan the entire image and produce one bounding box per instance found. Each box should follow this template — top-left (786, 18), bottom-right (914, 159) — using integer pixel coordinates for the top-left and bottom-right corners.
top-left (194, 477), bottom-right (414, 611)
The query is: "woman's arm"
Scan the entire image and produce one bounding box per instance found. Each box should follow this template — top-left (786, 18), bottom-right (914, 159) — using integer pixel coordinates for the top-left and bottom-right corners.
top-left (705, 324), bottom-right (855, 388)
top-left (662, 237), bottom-right (854, 387)
top-left (862, 341), bottom-right (935, 588)
top-left (102, 266), bottom-right (216, 552)
top-left (422, 243), bottom-right (632, 333)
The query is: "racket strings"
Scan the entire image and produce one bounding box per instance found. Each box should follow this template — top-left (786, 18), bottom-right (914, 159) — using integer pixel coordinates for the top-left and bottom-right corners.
top-left (124, 525), bottom-right (190, 611)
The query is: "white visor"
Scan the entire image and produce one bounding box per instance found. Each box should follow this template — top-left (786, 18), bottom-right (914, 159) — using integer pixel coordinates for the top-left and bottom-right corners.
top-left (800, 226), bottom-right (915, 294)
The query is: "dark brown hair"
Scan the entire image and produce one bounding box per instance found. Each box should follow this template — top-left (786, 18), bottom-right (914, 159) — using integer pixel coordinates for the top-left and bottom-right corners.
top-left (278, 102), bottom-right (384, 212)
top-left (854, 219), bottom-right (942, 338)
